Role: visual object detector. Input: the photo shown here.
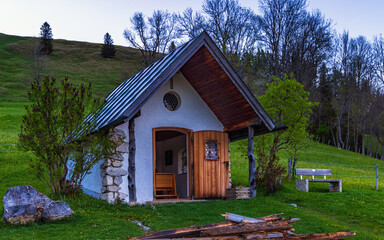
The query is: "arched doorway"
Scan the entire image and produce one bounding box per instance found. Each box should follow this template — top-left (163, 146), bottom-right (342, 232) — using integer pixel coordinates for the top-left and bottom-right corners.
top-left (153, 127), bottom-right (193, 199)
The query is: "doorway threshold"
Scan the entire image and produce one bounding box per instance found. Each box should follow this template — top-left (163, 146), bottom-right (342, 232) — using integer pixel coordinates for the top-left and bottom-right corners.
top-left (146, 198), bottom-right (207, 204)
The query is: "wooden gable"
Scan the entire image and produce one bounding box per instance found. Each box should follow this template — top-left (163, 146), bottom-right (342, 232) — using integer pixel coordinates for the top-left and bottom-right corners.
top-left (181, 46), bottom-right (259, 132)
top-left (95, 31), bottom-right (276, 141)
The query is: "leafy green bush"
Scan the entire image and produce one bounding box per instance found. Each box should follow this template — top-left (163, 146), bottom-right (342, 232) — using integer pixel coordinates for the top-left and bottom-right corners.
top-left (18, 76), bottom-right (118, 195)
top-left (256, 74), bottom-right (316, 193)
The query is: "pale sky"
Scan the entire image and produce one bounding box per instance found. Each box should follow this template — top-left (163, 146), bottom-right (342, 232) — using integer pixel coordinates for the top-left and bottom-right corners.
top-left (1, 0), bottom-right (383, 46)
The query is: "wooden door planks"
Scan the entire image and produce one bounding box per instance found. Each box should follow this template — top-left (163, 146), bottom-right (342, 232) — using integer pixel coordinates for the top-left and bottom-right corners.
top-left (193, 131), bottom-right (229, 199)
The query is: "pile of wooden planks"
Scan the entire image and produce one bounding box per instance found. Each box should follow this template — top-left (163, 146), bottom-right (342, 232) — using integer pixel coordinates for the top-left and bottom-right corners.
top-left (225, 187), bottom-right (250, 200)
top-left (128, 213), bottom-right (355, 239)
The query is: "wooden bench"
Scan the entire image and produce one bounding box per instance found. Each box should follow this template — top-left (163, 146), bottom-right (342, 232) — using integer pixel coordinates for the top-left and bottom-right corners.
top-left (155, 173), bottom-right (179, 199)
top-left (295, 168), bottom-right (342, 192)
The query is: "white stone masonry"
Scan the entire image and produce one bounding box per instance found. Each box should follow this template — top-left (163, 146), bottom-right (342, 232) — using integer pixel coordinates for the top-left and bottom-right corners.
top-left (99, 128), bottom-right (128, 203)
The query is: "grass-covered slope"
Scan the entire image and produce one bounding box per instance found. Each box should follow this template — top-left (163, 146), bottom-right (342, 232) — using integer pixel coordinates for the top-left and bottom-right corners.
top-left (0, 33), bottom-right (144, 101)
top-left (1, 102), bottom-right (384, 239)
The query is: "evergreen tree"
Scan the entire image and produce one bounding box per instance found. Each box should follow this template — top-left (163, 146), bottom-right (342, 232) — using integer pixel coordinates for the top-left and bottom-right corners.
top-left (39, 22), bottom-right (53, 55)
top-left (101, 32), bottom-right (116, 58)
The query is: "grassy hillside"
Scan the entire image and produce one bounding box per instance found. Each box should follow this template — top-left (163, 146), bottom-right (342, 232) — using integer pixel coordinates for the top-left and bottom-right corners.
top-left (0, 33), bottom-right (144, 101)
top-left (1, 102), bottom-right (384, 239)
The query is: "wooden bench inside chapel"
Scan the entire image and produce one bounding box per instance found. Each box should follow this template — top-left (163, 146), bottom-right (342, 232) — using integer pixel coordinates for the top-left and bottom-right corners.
top-left (155, 173), bottom-right (179, 199)
top-left (295, 168), bottom-right (342, 192)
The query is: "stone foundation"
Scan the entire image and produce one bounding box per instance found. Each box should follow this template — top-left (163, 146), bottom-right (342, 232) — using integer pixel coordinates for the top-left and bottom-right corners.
top-left (100, 128), bottom-right (128, 203)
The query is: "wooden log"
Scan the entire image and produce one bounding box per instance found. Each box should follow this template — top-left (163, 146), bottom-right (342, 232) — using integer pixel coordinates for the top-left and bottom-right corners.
top-left (243, 232), bottom-right (284, 239)
top-left (128, 116), bottom-right (137, 202)
top-left (255, 213), bottom-right (284, 221)
top-left (130, 222), bottom-right (236, 239)
top-left (221, 212), bottom-right (265, 223)
top-left (168, 231), bottom-right (355, 240)
top-left (225, 188), bottom-right (250, 200)
top-left (248, 126), bottom-right (256, 198)
top-left (284, 230), bottom-right (356, 239)
top-left (130, 230), bottom-right (355, 240)
top-left (200, 222), bottom-right (293, 237)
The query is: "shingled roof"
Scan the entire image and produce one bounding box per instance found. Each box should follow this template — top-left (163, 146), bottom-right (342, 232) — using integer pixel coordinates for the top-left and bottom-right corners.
top-left (94, 31), bottom-right (278, 141)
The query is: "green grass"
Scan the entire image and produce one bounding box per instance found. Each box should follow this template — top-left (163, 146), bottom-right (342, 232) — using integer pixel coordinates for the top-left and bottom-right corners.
top-left (1, 102), bottom-right (384, 239)
top-left (0, 32), bottom-right (144, 101)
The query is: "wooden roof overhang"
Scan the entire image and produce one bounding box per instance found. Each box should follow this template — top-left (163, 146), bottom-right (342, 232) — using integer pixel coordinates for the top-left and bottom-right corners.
top-left (181, 46), bottom-right (264, 134)
top-left (180, 43), bottom-right (277, 141)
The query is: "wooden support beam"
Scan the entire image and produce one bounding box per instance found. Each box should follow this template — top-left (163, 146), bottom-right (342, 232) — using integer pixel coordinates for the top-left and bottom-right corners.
top-left (128, 116), bottom-right (137, 202)
top-left (200, 222), bottom-right (292, 237)
top-left (286, 231), bottom-right (356, 239)
top-left (248, 126), bottom-right (256, 198)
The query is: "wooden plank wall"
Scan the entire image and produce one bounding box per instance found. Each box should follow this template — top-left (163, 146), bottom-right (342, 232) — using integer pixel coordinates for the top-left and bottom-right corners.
top-left (181, 46), bottom-right (259, 131)
top-left (194, 131), bottom-right (229, 198)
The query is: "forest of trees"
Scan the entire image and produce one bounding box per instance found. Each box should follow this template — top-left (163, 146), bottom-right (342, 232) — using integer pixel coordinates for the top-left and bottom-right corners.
top-left (123, 0), bottom-right (384, 160)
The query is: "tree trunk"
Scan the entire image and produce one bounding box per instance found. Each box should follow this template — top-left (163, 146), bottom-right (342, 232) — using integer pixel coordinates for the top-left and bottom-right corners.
top-left (248, 126), bottom-right (256, 198)
top-left (330, 125), bottom-right (336, 147)
top-left (345, 105), bottom-right (350, 150)
top-left (128, 117), bottom-right (137, 202)
top-left (337, 113), bottom-right (344, 149)
top-left (354, 124), bottom-right (358, 153)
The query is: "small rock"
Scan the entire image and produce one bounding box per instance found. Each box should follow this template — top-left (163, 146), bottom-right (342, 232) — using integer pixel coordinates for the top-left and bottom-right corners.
top-left (110, 153), bottom-right (124, 161)
top-left (100, 159), bottom-right (112, 169)
top-left (112, 161), bottom-right (123, 168)
top-left (106, 185), bottom-right (121, 192)
top-left (106, 167), bottom-right (127, 177)
top-left (42, 201), bottom-right (73, 221)
top-left (118, 192), bottom-right (128, 200)
top-left (100, 192), bottom-right (114, 203)
top-left (114, 176), bottom-right (123, 185)
top-left (117, 142), bottom-right (129, 152)
top-left (111, 128), bottom-right (126, 143)
top-left (102, 175), bottom-right (114, 186)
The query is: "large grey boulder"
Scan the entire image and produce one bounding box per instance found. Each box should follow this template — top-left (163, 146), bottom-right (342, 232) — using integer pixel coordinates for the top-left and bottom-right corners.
top-left (2, 185), bottom-right (51, 224)
top-left (2, 185), bottom-right (73, 224)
